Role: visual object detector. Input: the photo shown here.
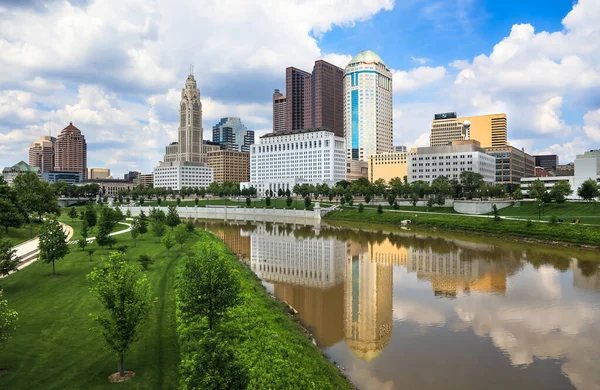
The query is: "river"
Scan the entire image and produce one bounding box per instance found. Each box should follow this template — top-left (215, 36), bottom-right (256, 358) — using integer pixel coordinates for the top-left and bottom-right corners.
top-left (201, 220), bottom-right (600, 390)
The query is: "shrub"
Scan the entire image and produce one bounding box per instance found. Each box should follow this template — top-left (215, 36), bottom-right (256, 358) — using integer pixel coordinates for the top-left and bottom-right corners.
top-left (358, 203), bottom-right (364, 213)
top-left (377, 205), bottom-right (383, 214)
top-left (138, 254), bottom-right (153, 270)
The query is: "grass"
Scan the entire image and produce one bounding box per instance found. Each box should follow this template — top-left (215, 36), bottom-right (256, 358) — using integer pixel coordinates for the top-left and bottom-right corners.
top-left (0, 224), bottom-right (200, 389)
top-left (57, 216), bottom-right (129, 239)
top-left (363, 204), bottom-right (458, 214)
top-left (129, 197), bottom-right (332, 211)
top-left (1, 220), bottom-right (42, 246)
top-left (326, 208), bottom-right (600, 247)
top-left (498, 201), bottom-right (600, 225)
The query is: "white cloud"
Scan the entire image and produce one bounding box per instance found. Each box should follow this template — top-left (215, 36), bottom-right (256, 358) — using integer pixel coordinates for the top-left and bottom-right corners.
top-left (320, 53), bottom-right (352, 69)
top-left (583, 109), bottom-right (600, 141)
top-left (393, 66), bottom-right (447, 93)
top-left (410, 56), bottom-right (430, 65)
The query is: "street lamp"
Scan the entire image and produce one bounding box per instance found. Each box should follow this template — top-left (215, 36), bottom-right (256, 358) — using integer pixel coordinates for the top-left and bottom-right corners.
top-left (538, 203), bottom-right (541, 220)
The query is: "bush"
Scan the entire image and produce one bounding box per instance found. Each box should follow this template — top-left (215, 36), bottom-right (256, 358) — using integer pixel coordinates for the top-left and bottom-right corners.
top-left (358, 203), bottom-right (364, 213)
top-left (138, 254), bottom-right (153, 270)
top-left (377, 205), bottom-right (383, 214)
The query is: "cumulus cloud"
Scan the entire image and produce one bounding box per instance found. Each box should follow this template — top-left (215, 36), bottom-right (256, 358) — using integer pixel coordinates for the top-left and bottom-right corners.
top-left (410, 56), bottom-right (430, 65)
top-left (393, 66), bottom-right (447, 93)
top-left (583, 109), bottom-right (600, 141)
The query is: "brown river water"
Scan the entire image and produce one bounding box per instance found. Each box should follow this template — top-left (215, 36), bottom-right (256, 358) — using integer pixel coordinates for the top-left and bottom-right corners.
top-left (202, 221), bottom-right (600, 390)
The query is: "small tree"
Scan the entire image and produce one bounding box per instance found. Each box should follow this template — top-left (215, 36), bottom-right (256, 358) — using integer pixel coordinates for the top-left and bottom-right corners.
top-left (38, 215), bottom-right (69, 275)
top-left (245, 197), bottom-right (251, 207)
top-left (304, 196), bottom-right (311, 209)
top-left (68, 207), bottom-right (77, 221)
top-left (162, 233), bottom-right (176, 258)
top-left (377, 205), bottom-right (383, 214)
top-left (85, 206), bottom-right (98, 232)
top-left (426, 197), bottom-right (435, 210)
top-left (125, 209), bottom-right (132, 219)
top-left (358, 203), bottom-right (364, 213)
top-left (0, 239), bottom-right (20, 277)
top-left (166, 206), bottom-right (180, 231)
top-left (578, 179), bottom-right (599, 201)
top-left (550, 180), bottom-right (572, 204)
top-left (138, 255), bottom-right (153, 271)
top-left (87, 251), bottom-right (151, 378)
top-left (364, 193), bottom-right (371, 204)
top-left (87, 248), bottom-right (95, 262)
top-left (152, 220), bottom-right (166, 243)
top-left (387, 193), bottom-right (396, 206)
top-left (0, 292), bottom-right (18, 349)
top-left (178, 243), bottom-right (241, 330)
top-left (130, 217), bottom-right (140, 248)
top-left (492, 204), bottom-right (500, 221)
top-left (265, 197), bottom-right (271, 207)
top-left (174, 224), bottom-right (189, 252)
top-left (194, 198), bottom-right (199, 206)
top-left (176, 197), bottom-right (181, 206)
top-left (138, 211), bottom-right (148, 238)
top-left (286, 196), bottom-right (293, 208)
top-left (513, 187), bottom-right (524, 201)
top-left (185, 219), bottom-right (195, 233)
top-left (77, 237), bottom-right (88, 251)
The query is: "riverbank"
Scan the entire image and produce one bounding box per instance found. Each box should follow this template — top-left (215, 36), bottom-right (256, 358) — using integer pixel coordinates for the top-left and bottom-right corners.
top-left (175, 231), bottom-right (353, 389)
top-left (325, 208), bottom-right (600, 247)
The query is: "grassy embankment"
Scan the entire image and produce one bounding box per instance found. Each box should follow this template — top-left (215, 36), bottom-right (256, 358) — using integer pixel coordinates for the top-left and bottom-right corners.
top-left (176, 231), bottom-right (352, 389)
top-left (128, 198), bottom-right (332, 210)
top-left (498, 201), bottom-right (600, 225)
top-left (0, 222), bottom-right (42, 246)
top-left (325, 208), bottom-right (600, 247)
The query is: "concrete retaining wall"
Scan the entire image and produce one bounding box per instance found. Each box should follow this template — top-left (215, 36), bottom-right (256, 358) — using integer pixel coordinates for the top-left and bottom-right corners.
top-left (453, 200), bottom-right (513, 215)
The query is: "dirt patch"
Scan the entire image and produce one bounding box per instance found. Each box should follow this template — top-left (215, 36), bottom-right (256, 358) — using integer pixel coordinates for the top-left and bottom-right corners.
top-left (108, 371), bottom-right (135, 383)
top-left (0, 369), bottom-right (8, 377)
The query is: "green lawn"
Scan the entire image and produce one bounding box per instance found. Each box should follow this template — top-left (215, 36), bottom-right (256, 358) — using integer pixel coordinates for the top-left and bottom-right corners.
top-left (363, 204), bottom-right (457, 214)
top-left (1, 221), bottom-right (42, 246)
top-left (131, 197), bottom-right (332, 210)
top-left (57, 216), bottom-right (129, 239)
top-left (0, 225), bottom-right (200, 389)
top-left (498, 201), bottom-right (600, 225)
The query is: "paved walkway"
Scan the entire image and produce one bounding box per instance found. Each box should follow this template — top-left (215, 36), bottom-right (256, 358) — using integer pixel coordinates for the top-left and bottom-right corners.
top-left (66, 221), bottom-right (132, 245)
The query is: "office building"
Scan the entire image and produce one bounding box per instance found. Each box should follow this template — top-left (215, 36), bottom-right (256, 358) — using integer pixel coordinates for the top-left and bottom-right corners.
top-left (124, 171), bottom-right (140, 182)
top-left (29, 135), bottom-right (55, 173)
top-left (202, 140), bottom-right (221, 154)
top-left (88, 168), bottom-right (111, 179)
top-left (212, 117), bottom-right (255, 152)
top-left (346, 160), bottom-right (369, 181)
top-left (2, 161), bottom-right (40, 185)
top-left (555, 163), bottom-right (575, 176)
top-left (368, 150), bottom-right (416, 183)
top-left (485, 146), bottom-right (535, 184)
top-left (285, 67), bottom-right (311, 132)
top-left (273, 89), bottom-right (287, 133)
top-left (395, 145), bottom-right (407, 153)
top-left (42, 171), bottom-right (82, 185)
top-left (534, 154), bottom-right (558, 171)
top-left (163, 72), bottom-right (204, 163)
top-left (134, 173), bottom-right (154, 188)
top-left (54, 122), bottom-right (87, 179)
top-left (153, 161), bottom-right (213, 191)
top-left (82, 179), bottom-right (133, 197)
top-left (408, 140), bottom-right (496, 184)
top-left (241, 128), bottom-right (346, 195)
top-left (430, 113), bottom-right (508, 148)
top-left (206, 150), bottom-right (250, 183)
top-left (344, 50), bottom-right (393, 161)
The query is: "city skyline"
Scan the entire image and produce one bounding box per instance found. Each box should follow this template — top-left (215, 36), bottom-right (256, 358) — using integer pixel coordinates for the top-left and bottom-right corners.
top-left (0, 0), bottom-right (599, 177)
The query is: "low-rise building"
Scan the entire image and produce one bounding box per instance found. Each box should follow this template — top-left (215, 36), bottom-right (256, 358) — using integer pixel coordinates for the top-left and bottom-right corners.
top-left (81, 179), bottom-right (134, 197)
top-left (520, 176), bottom-right (574, 196)
top-left (124, 171), bottom-right (140, 182)
top-left (2, 161), bottom-right (40, 185)
top-left (88, 168), bottom-right (111, 179)
top-left (347, 160), bottom-right (369, 182)
top-left (533, 154), bottom-right (558, 171)
top-left (242, 128), bottom-right (346, 195)
top-left (153, 161), bottom-right (213, 191)
top-left (408, 140), bottom-right (496, 184)
top-left (368, 150), bottom-right (416, 183)
top-left (43, 171), bottom-right (83, 185)
top-left (554, 163), bottom-right (574, 176)
top-left (206, 150), bottom-right (250, 184)
top-left (484, 146), bottom-right (535, 184)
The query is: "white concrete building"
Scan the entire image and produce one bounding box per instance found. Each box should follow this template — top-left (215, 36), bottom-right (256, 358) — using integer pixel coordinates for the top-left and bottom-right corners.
top-left (344, 50), bottom-right (393, 162)
top-left (153, 161), bottom-right (213, 191)
top-left (242, 128), bottom-right (346, 195)
top-left (408, 140), bottom-right (496, 184)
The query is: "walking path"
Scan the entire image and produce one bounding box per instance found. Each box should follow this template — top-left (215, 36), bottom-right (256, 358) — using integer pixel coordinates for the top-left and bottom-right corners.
top-left (66, 221), bottom-right (132, 245)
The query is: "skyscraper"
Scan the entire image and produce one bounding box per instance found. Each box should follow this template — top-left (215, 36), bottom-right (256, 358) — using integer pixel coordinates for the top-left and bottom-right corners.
top-left (164, 73), bottom-right (203, 163)
top-left (29, 135), bottom-right (55, 173)
top-left (212, 117), bottom-right (255, 152)
top-left (304, 60), bottom-right (344, 137)
top-left (344, 50), bottom-right (393, 161)
top-left (285, 67), bottom-right (311, 132)
top-left (273, 89), bottom-right (287, 133)
top-left (54, 122), bottom-right (87, 179)
top-left (429, 112), bottom-right (508, 148)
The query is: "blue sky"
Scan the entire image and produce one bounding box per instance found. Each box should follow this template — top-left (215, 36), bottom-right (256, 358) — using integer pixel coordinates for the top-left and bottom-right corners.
top-left (0, 0), bottom-right (598, 176)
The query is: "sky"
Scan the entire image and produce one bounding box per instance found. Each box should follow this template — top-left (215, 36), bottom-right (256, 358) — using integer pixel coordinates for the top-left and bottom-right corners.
top-left (0, 0), bottom-right (599, 178)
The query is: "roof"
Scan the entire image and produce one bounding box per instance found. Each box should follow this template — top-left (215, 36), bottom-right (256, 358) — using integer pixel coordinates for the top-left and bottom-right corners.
top-left (260, 127), bottom-right (333, 138)
top-left (349, 50), bottom-right (385, 66)
top-left (4, 160), bottom-right (40, 173)
top-left (61, 122), bottom-right (81, 133)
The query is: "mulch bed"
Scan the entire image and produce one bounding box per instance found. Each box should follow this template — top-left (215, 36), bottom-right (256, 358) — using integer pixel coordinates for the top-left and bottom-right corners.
top-left (108, 371), bottom-right (135, 383)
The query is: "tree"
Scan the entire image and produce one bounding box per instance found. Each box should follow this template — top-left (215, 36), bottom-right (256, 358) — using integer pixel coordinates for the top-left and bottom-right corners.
top-left (178, 243), bottom-right (241, 330)
top-left (162, 233), bottom-right (176, 258)
top-left (38, 215), bottom-right (69, 275)
top-left (364, 193), bottom-right (371, 204)
top-left (87, 248), bottom-right (95, 262)
top-left (138, 211), bottom-right (148, 238)
top-left (166, 206), bottom-right (180, 230)
top-left (68, 207), bottom-right (78, 221)
top-left (528, 179), bottom-right (547, 201)
top-left (285, 196), bottom-right (293, 208)
top-left (85, 205), bottom-right (98, 232)
top-left (174, 224), bottom-right (189, 252)
top-left (358, 203), bottom-right (364, 213)
top-left (492, 204), bottom-right (500, 221)
top-left (0, 239), bottom-right (20, 277)
top-left (550, 180), bottom-right (572, 204)
top-left (460, 171), bottom-right (484, 199)
top-left (265, 197), bottom-right (271, 207)
top-left (426, 197), bottom-right (435, 210)
top-left (152, 220), bottom-right (166, 243)
top-left (0, 292), bottom-right (18, 348)
top-left (77, 237), bottom-right (88, 251)
top-left (377, 205), bottom-right (383, 214)
top-left (387, 193), bottom-right (396, 206)
top-left (578, 179), bottom-right (599, 201)
top-left (0, 178), bottom-right (26, 234)
top-left (186, 219), bottom-right (195, 233)
top-left (130, 217), bottom-right (140, 247)
top-left (304, 196), bottom-right (311, 209)
top-left (138, 255), bottom-right (153, 271)
top-left (96, 207), bottom-right (120, 250)
top-left (87, 251), bottom-right (151, 378)
top-left (13, 172), bottom-right (59, 223)
top-left (245, 197), bottom-right (251, 207)
top-left (513, 187), bottom-right (524, 201)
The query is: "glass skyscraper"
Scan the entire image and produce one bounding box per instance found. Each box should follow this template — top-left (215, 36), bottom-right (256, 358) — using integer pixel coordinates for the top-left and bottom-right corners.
top-left (212, 117), bottom-right (254, 152)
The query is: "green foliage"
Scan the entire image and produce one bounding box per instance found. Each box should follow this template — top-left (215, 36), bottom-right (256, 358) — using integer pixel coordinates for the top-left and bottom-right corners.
top-left (459, 171), bottom-right (484, 199)
top-left (166, 206), bottom-right (180, 230)
top-left (427, 197), bottom-right (435, 210)
top-left (68, 207), bottom-right (78, 221)
top-left (528, 179), bottom-right (547, 201)
top-left (138, 210), bottom-right (149, 237)
top-left (265, 197), bottom-right (271, 207)
top-left (513, 187), bottom-right (524, 200)
top-left (38, 215), bottom-right (69, 275)
top-left (95, 207), bottom-right (120, 250)
top-left (0, 292), bottom-right (18, 346)
top-left (387, 193), bottom-right (396, 206)
top-left (0, 179), bottom-right (26, 234)
top-left (138, 254), bottom-right (153, 270)
top-left (492, 204), bottom-right (500, 221)
top-left (186, 219), bottom-right (195, 233)
top-left (286, 196), bottom-right (293, 207)
top-left (13, 172), bottom-right (59, 221)
top-left (304, 196), bottom-right (311, 209)
top-left (550, 180), bottom-right (572, 204)
top-left (77, 237), bottom-right (88, 251)
top-left (358, 203), bottom-right (364, 213)
top-left (130, 217), bottom-right (140, 247)
top-left (578, 179), bottom-right (599, 201)
top-left (174, 224), bottom-right (189, 251)
top-left (0, 238), bottom-right (20, 277)
top-left (84, 205), bottom-right (97, 232)
top-left (246, 197), bottom-right (251, 207)
top-left (377, 204), bottom-right (383, 214)
top-left (162, 233), bottom-right (176, 258)
top-left (152, 220), bottom-right (166, 243)
top-left (550, 215), bottom-right (558, 224)
top-left (87, 251), bottom-right (151, 377)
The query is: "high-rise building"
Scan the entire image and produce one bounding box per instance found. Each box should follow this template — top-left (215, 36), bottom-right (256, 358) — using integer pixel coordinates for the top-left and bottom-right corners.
top-left (153, 161), bottom-right (213, 191)
top-left (304, 60), bottom-right (344, 137)
top-left (54, 122), bottom-right (87, 179)
top-left (163, 73), bottom-right (203, 163)
top-left (273, 89), bottom-right (287, 133)
top-left (206, 150), bottom-right (250, 183)
top-left (212, 117), bottom-right (255, 152)
top-left (344, 50), bottom-right (393, 161)
top-left (430, 113), bottom-right (508, 148)
top-left (534, 154), bottom-right (558, 171)
top-left (285, 67), bottom-right (311, 132)
top-left (29, 135), bottom-right (55, 173)
top-left (88, 168), bottom-right (111, 179)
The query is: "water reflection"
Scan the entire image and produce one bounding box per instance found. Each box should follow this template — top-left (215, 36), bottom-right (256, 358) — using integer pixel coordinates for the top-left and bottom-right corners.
top-left (204, 221), bottom-right (600, 390)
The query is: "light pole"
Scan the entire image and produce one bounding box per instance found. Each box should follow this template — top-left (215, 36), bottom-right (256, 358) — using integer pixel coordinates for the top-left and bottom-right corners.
top-left (538, 203), bottom-right (541, 220)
